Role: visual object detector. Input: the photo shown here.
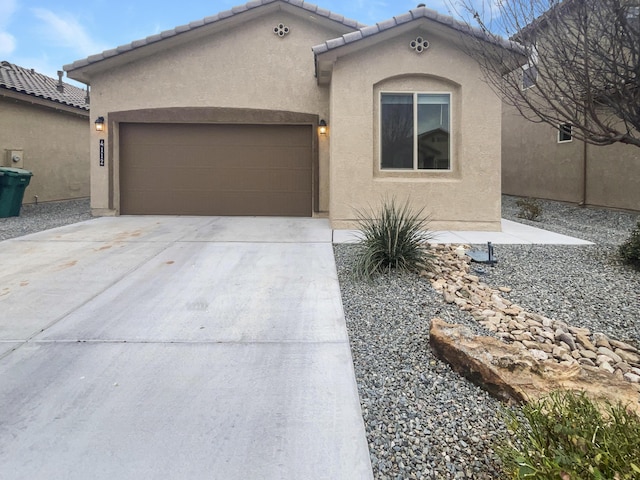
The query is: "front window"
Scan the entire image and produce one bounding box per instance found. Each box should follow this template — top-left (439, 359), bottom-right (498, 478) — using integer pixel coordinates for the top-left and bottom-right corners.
top-left (380, 92), bottom-right (450, 170)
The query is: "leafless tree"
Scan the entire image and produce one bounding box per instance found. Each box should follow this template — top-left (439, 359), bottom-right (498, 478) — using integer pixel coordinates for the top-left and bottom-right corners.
top-left (452, 0), bottom-right (640, 147)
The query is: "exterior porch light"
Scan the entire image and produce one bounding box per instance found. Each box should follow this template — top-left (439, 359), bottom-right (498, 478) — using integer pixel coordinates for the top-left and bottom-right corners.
top-left (95, 116), bottom-right (105, 132)
top-left (318, 119), bottom-right (327, 135)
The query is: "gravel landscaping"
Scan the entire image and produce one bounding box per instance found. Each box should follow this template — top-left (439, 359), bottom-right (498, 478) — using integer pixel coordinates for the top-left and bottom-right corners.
top-left (0, 198), bottom-right (91, 241)
top-left (2, 195), bottom-right (639, 479)
top-left (335, 195), bottom-right (640, 479)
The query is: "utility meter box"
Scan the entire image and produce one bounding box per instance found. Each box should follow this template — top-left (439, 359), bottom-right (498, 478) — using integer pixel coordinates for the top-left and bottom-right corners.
top-left (5, 149), bottom-right (24, 168)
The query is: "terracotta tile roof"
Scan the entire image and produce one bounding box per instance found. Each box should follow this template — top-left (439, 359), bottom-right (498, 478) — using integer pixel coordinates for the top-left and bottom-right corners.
top-left (0, 61), bottom-right (89, 110)
top-left (312, 6), bottom-right (519, 55)
top-left (64, 0), bottom-right (367, 72)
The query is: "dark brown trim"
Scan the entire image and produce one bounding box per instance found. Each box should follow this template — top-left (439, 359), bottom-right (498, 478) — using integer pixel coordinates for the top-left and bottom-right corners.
top-left (107, 107), bottom-right (321, 213)
top-left (109, 107), bottom-right (317, 125)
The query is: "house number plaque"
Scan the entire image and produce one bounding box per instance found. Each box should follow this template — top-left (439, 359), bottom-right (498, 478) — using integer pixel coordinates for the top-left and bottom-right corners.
top-left (99, 139), bottom-right (105, 166)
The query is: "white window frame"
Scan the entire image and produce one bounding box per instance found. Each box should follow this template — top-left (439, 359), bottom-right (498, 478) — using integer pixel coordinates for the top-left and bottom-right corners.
top-left (522, 64), bottom-right (538, 90)
top-left (521, 44), bottom-right (539, 90)
top-left (558, 123), bottom-right (573, 143)
top-left (379, 91), bottom-right (452, 172)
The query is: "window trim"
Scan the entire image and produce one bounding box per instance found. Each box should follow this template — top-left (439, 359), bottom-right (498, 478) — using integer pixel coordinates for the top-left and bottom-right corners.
top-left (558, 123), bottom-right (573, 143)
top-left (522, 63), bottom-right (538, 90)
top-left (379, 91), bottom-right (452, 172)
top-left (521, 43), bottom-right (539, 90)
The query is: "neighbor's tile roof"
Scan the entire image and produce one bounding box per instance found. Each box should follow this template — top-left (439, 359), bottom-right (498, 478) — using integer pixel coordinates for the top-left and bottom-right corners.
top-left (0, 61), bottom-right (89, 110)
top-left (64, 0), bottom-right (367, 72)
top-left (312, 6), bottom-right (519, 55)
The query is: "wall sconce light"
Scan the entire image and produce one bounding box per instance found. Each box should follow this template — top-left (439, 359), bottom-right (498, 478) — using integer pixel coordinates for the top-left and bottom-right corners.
top-left (95, 116), bottom-right (105, 132)
top-left (318, 119), bottom-right (328, 135)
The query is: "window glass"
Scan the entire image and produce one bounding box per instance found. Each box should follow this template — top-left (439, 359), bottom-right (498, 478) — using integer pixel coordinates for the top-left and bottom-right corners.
top-left (417, 94), bottom-right (450, 169)
top-left (381, 93), bottom-right (450, 170)
top-left (558, 123), bottom-right (572, 142)
top-left (381, 94), bottom-right (414, 169)
top-left (522, 64), bottom-right (538, 89)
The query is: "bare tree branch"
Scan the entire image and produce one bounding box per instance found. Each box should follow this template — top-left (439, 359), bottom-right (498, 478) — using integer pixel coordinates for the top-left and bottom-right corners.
top-left (451, 0), bottom-right (640, 147)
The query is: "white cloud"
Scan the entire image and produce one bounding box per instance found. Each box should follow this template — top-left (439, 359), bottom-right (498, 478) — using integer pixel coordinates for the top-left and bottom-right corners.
top-left (0, 31), bottom-right (16, 55)
top-left (0, 0), bottom-right (18, 55)
top-left (31, 7), bottom-right (109, 57)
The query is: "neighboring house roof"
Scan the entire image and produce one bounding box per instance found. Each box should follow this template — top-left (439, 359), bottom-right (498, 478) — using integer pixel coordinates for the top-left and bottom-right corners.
top-left (0, 61), bottom-right (89, 111)
top-left (511, 0), bottom-right (576, 41)
top-left (64, 0), bottom-right (366, 82)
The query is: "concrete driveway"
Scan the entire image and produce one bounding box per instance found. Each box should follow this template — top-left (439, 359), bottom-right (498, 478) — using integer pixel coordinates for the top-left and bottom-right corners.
top-left (0, 216), bottom-right (373, 480)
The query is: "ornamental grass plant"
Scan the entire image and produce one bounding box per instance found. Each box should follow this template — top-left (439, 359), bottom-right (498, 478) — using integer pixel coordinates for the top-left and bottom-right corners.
top-left (515, 197), bottom-right (542, 221)
top-left (619, 221), bottom-right (640, 270)
top-left (353, 197), bottom-right (433, 280)
top-left (497, 390), bottom-right (640, 480)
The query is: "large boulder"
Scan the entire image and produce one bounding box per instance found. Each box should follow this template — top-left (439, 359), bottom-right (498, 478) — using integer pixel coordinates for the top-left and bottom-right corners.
top-left (429, 318), bottom-right (640, 413)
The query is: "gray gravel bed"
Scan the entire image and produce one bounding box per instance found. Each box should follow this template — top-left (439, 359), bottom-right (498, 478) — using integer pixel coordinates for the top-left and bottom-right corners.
top-left (497, 195), bottom-right (640, 344)
top-left (336, 196), bottom-right (639, 479)
top-left (334, 251), bottom-right (509, 479)
top-left (502, 194), bottom-right (639, 245)
top-left (0, 198), bottom-right (91, 241)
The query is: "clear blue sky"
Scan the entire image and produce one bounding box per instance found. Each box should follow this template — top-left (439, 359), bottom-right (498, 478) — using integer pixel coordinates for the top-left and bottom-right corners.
top-left (1, 0), bottom-right (452, 86)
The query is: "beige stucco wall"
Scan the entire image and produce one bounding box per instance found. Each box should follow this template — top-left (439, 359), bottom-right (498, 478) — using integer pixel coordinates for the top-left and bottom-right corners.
top-left (327, 28), bottom-right (503, 230)
top-left (585, 140), bottom-right (640, 212)
top-left (502, 103), bottom-right (640, 211)
top-left (502, 103), bottom-right (584, 203)
top-left (0, 97), bottom-right (89, 204)
top-left (85, 10), bottom-right (338, 215)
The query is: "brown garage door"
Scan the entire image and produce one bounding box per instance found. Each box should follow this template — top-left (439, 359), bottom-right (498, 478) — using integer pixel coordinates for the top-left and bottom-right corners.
top-left (119, 123), bottom-right (312, 216)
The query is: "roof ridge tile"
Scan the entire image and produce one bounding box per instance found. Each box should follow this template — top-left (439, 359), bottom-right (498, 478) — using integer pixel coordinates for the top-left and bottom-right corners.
top-left (312, 5), bottom-right (521, 56)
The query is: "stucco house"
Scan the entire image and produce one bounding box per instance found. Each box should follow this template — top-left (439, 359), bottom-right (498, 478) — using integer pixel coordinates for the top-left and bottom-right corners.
top-left (64, 0), bottom-right (517, 230)
top-left (0, 62), bottom-right (90, 204)
top-left (500, 0), bottom-right (640, 212)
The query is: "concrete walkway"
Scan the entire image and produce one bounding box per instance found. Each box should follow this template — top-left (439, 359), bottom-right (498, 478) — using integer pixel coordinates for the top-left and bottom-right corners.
top-left (0, 217), bottom-right (373, 480)
top-left (333, 218), bottom-right (593, 245)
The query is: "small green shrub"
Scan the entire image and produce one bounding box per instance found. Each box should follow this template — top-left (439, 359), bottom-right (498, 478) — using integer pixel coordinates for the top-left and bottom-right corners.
top-left (353, 197), bottom-right (433, 280)
top-left (516, 197), bottom-right (542, 221)
top-left (619, 221), bottom-right (640, 269)
top-left (497, 390), bottom-right (640, 479)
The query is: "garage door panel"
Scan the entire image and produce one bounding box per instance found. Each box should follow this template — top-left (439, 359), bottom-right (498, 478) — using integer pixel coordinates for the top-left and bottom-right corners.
top-left (120, 123), bottom-right (312, 216)
top-left (120, 124), bottom-right (310, 147)
top-left (122, 146), bottom-right (311, 171)
top-left (122, 190), bottom-right (311, 216)
top-left (121, 142), bottom-right (311, 171)
top-left (124, 166), bottom-right (310, 192)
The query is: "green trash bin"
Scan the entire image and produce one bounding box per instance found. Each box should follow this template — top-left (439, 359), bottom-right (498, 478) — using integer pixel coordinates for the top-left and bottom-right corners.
top-left (0, 167), bottom-right (33, 218)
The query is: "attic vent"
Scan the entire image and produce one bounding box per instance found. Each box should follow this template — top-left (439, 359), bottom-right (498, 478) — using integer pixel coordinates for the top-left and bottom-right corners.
top-left (273, 23), bottom-right (290, 37)
top-left (410, 36), bottom-right (430, 53)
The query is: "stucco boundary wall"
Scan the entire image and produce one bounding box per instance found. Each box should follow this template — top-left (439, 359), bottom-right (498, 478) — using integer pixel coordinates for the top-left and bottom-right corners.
top-left (502, 104), bottom-right (640, 212)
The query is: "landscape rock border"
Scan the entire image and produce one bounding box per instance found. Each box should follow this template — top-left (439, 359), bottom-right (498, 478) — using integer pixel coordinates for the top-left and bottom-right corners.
top-left (423, 245), bottom-right (640, 407)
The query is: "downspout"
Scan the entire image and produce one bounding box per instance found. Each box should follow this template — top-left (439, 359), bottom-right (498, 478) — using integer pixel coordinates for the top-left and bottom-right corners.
top-left (580, 139), bottom-right (587, 206)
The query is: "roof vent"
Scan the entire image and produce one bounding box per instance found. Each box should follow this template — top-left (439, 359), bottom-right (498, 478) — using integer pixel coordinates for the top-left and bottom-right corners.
top-left (273, 23), bottom-right (290, 37)
top-left (410, 36), bottom-right (430, 53)
top-left (56, 70), bottom-right (64, 93)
